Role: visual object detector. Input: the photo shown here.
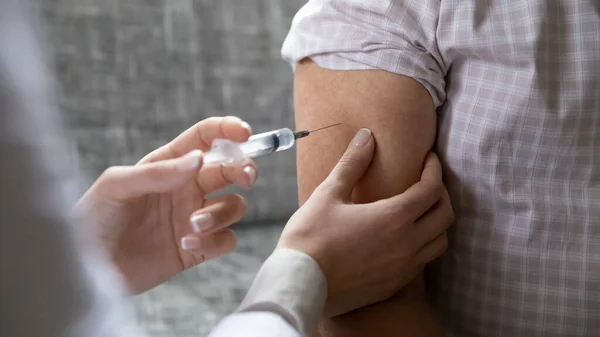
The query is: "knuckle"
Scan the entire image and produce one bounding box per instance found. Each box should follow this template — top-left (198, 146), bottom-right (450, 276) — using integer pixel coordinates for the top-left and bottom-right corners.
top-left (432, 181), bottom-right (446, 198)
top-left (189, 252), bottom-right (208, 267)
top-left (236, 195), bottom-right (248, 213)
top-left (223, 115), bottom-right (240, 121)
top-left (98, 166), bottom-right (124, 186)
top-left (446, 207), bottom-right (455, 225)
top-left (392, 199), bottom-right (410, 216)
top-left (225, 194), bottom-right (247, 214)
top-left (441, 200), bottom-right (455, 225)
top-left (219, 166), bottom-right (236, 184)
top-left (311, 195), bottom-right (336, 215)
top-left (439, 234), bottom-right (449, 253)
top-left (313, 183), bottom-right (331, 197)
top-left (223, 193), bottom-right (243, 204)
top-left (338, 152), bottom-right (360, 168)
top-left (101, 166), bottom-right (120, 178)
top-left (380, 204), bottom-right (401, 222)
top-left (204, 116), bottom-right (220, 123)
top-left (316, 179), bottom-right (342, 198)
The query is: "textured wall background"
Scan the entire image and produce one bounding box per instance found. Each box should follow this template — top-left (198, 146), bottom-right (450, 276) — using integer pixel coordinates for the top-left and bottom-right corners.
top-left (38, 0), bottom-right (304, 224)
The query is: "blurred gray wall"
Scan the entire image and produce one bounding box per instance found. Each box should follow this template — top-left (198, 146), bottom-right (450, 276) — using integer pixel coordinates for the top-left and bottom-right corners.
top-left (38, 0), bottom-right (304, 224)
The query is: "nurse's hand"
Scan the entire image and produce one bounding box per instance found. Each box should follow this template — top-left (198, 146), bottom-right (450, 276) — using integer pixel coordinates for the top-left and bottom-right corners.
top-left (278, 129), bottom-right (453, 317)
top-left (73, 117), bottom-right (257, 294)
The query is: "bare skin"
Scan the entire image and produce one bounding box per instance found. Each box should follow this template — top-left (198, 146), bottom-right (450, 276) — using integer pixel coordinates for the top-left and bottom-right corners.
top-left (294, 58), bottom-right (446, 336)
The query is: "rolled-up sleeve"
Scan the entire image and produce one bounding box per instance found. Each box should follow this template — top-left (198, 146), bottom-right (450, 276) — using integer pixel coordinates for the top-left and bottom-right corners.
top-left (281, 0), bottom-right (448, 107)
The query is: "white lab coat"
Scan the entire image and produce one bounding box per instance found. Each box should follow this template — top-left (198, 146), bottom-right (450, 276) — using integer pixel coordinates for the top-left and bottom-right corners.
top-left (209, 311), bottom-right (301, 337)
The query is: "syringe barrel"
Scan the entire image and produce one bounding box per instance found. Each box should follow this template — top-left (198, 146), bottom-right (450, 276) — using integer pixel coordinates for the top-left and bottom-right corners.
top-left (202, 128), bottom-right (296, 166)
top-left (240, 128), bottom-right (295, 158)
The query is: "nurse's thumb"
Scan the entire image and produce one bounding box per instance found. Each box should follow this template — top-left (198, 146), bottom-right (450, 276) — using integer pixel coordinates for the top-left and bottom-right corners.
top-left (321, 128), bottom-right (374, 197)
top-left (99, 150), bottom-right (203, 199)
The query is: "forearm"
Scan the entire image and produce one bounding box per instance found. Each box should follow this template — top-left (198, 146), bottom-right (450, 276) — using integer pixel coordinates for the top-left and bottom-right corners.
top-left (294, 59), bottom-right (443, 336)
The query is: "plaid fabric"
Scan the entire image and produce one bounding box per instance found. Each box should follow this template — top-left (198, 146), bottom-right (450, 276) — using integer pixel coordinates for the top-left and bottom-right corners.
top-left (282, 1), bottom-right (600, 336)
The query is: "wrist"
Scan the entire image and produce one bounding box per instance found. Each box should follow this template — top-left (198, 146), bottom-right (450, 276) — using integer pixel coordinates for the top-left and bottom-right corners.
top-left (277, 235), bottom-right (331, 284)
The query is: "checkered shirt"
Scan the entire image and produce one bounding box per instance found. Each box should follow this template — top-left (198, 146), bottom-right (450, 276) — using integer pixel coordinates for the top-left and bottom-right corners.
top-left (281, 1), bottom-right (600, 336)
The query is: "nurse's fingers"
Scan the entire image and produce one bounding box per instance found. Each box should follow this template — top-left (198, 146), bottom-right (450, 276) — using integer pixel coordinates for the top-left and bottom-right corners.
top-left (187, 194), bottom-right (247, 233)
top-left (414, 232), bottom-right (448, 264)
top-left (318, 128), bottom-right (374, 198)
top-left (179, 229), bottom-right (237, 268)
top-left (139, 116), bottom-right (252, 163)
top-left (377, 153), bottom-right (444, 222)
top-left (94, 150), bottom-right (203, 200)
top-left (413, 187), bottom-right (453, 244)
top-left (196, 158), bottom-right (258, 194)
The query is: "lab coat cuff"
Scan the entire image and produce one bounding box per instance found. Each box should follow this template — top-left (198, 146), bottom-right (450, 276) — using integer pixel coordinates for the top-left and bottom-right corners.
top-left (238, 248), bottom-right (328, 337)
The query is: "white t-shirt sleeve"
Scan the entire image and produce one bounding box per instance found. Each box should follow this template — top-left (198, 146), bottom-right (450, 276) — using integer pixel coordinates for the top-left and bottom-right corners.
top-left (281, 0), bottom-right (448, 108)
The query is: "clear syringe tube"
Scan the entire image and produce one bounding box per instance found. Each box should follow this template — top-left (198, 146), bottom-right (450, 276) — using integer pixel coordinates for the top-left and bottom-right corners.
top-left (203, 128), bottom-right (296, 166)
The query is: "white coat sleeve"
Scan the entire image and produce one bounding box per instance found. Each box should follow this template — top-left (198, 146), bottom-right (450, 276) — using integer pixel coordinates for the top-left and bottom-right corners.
top-left (208, 312), bottom-right (301, 337)
top-left (207, 249), bottom-right (328, 337)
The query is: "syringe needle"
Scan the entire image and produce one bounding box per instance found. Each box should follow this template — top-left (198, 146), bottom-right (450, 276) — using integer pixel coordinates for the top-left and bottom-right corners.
top-left (308, 122), bottom-right (342, 134)
top-left (293, 122), bottom-right (342, 139)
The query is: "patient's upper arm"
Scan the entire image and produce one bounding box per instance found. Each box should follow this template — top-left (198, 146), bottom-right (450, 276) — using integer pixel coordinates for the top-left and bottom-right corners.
top-left (294, 59), bottom-right (444, 336)
top-left (286, 2), bottom-right (447, 335)
top-left (294, 58), bottom-right (437, 205)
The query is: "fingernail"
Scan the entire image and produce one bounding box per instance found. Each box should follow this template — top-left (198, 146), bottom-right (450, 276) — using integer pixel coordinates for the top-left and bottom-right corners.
top-left (191, 213), bottom-right (214, 232)
top-left (353, 128), bottom-right (371, 147)
top-left (241, 121), bottom-right (252, 134)
top-left (243, 166), bottom-right (257, 186)
top-left (181, 237), bottom-right (202, 251)
top-left (177, 150), bottom-right (203, 171)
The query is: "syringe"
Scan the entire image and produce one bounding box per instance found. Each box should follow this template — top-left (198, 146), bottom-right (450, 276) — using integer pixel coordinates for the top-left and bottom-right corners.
top-left (203, 123), bottom-right (341, 166)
